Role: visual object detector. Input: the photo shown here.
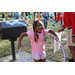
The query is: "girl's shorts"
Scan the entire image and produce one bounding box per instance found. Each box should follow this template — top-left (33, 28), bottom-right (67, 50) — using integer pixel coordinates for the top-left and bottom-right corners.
top-left (67, 28), bottom-right (75, 46)
top-left (32, 51), bottom-right (46, 60)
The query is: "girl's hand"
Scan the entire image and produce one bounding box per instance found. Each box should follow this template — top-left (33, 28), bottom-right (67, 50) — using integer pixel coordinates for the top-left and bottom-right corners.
top-left (55, 35), bottom-right (59, 41)
top-left (17, 32), bottom-right (27, 50)
top-left (48, 30), bottom-right (59, 41)
top-left (18, 43), bottom-right (23, 50)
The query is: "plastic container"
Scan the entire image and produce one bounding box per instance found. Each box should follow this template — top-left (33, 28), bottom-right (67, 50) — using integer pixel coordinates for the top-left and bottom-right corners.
top-left (54, 32), bottom-right (62, 53)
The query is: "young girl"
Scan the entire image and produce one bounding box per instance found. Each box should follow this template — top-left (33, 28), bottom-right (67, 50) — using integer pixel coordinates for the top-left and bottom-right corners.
top-left (18, 20), bottom-right (58, 62)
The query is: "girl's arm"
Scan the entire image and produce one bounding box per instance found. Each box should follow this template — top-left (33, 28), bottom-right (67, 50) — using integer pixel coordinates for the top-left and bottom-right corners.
top-left (18, 32), bottom-right (28, 50)
top-left (48, 30), bottom-right (58, 40)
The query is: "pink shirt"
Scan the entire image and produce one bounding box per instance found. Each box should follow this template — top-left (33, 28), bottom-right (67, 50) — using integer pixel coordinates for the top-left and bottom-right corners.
top-left (27, 30), bottom-right (48, 53)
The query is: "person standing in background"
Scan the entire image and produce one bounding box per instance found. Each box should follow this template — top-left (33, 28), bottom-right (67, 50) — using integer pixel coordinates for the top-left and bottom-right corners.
top-left (13, 12), bottom-right (21, 19)
top-left (56, 12), bottom-right (63, 25)
top-left (2, 12), bottom-right (5, 18)
top-left (54, 12), bottom-right (57, 21)
top-left (8, 12), bottom-right (13, 18)
top-left (22, 12), bottom-right (25, 17)
top-left (21, 12), bottom-right (25, 19)
top-left (42, 12), bottom-right (49, 29)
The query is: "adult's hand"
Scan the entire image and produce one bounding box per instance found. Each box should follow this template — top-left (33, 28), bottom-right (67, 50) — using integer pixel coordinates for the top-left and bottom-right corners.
top-left (72, 37), bottom-right (75, 43)
top-left (58, 28), bottom-right (63, 33)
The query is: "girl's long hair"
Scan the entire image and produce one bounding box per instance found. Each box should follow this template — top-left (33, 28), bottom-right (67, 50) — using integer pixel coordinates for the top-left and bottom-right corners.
top-left (33, 20), bottom-right (46, 42)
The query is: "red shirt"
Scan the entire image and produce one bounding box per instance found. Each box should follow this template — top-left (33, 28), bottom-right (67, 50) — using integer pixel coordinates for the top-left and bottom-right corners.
top-left (62, 12), bottom-right (75, 37)
top-left (57, 13), bottom-right (62, 21)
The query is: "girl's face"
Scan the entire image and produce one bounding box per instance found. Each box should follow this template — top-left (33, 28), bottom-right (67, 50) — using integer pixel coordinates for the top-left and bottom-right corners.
top-left (36, 21), bottom-right (43, 33)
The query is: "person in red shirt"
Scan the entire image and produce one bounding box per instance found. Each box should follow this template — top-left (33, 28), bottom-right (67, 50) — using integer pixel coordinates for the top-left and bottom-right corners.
top-left (55, 12), bottom-right (63, 25)
top-left (58, 12), bottom-right (75, 62)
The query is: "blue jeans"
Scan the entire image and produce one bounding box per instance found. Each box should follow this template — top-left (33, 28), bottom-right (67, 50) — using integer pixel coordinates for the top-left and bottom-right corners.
top-left (44, 17), bottom-right (48, 29)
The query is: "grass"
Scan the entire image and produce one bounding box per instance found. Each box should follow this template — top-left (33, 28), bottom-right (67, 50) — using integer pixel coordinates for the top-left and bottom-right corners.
top-left (0, 41), bottom-right (11, 57)
top-left (0, 12), bottom-right (14, 18)
top-left (0, 12), bottom-right (72, 62)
